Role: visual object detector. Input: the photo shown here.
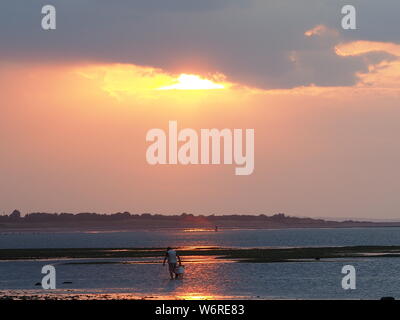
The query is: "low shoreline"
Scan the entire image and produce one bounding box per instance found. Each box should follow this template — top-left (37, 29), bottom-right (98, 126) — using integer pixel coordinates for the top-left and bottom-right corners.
top-left (2, 224), bottom-right (400, 233)
top-left (2, 246), bottom-right (400, 263)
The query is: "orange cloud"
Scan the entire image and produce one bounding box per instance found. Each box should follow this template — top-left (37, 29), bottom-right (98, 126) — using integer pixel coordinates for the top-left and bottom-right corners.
top-left (335, 41), bottom-right (400, 89)
top-left (75, 64), bottom-right (233, 100)
top-left (74, 60), bottom-right (399, 102)
top-left (304, 24), bottom-right (339, 37)
top-left (335, 41), bottom-right (400, 57)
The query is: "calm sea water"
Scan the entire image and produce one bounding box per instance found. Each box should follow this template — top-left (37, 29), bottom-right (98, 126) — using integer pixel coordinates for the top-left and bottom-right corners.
top-left (1, 227), bottom-right (400, 299)
top-left (1, 227), bottom-right (400, 249)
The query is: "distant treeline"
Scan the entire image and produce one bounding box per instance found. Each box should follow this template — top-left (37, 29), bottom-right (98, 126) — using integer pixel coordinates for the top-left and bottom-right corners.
top-left (0, 210), bottom-right (356, 224)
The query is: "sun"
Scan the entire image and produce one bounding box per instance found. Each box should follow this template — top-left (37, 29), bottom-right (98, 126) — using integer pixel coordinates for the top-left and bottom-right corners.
top-left (158, 74), bottom-right (225, 90)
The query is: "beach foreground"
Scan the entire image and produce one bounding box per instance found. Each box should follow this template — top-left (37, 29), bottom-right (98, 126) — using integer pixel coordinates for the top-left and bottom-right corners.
top-left (0, 289), bottom-right (254, 300)
top-left (2, 245), bottom-right (400, 300)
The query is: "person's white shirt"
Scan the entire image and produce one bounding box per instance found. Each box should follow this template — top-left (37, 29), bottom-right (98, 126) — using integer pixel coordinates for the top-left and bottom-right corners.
top-left (167, 249), bottom-right (177, 263)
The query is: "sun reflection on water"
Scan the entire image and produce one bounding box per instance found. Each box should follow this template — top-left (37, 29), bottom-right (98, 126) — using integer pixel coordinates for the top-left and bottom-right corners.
top-left (175, 294), bottom-right (216, 300)
top-left (182, 228), bottom-right (216, 233)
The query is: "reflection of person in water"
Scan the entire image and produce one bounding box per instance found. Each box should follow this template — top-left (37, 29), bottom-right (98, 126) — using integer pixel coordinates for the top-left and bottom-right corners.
top-left (163, 247), bottom-right (182, 279)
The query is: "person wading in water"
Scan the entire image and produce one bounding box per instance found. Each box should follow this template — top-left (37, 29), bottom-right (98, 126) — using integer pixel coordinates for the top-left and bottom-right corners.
top-left (163, 247), bottom-right (182, 279)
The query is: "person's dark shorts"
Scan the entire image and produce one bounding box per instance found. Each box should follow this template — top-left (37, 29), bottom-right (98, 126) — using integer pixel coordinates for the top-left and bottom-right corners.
top-left (168, 263), bottom-right (177, 273)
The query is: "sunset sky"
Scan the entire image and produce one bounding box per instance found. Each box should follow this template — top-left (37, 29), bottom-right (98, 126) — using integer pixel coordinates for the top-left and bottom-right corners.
top-left (1, 0), bottom-right (399, 219)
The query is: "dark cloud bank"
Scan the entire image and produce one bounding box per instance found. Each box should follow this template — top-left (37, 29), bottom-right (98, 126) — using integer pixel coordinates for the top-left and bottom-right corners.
top-left (0, 0), bottom-right (399, 89)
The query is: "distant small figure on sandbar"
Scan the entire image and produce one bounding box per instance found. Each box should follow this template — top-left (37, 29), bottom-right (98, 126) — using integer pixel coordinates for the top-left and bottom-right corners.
top-left (163, 247), bottom-right (182, 280)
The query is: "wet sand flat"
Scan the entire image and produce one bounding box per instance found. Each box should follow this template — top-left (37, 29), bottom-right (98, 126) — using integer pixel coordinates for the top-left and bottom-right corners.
top-left (2, 246), bottom-right (400, 262)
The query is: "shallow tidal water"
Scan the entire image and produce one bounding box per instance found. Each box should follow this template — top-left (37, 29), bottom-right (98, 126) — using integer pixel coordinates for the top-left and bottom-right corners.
top-left (1, 227), bottom-right (400, 299)
top-left (2, 227), bottom-right (400, 249)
